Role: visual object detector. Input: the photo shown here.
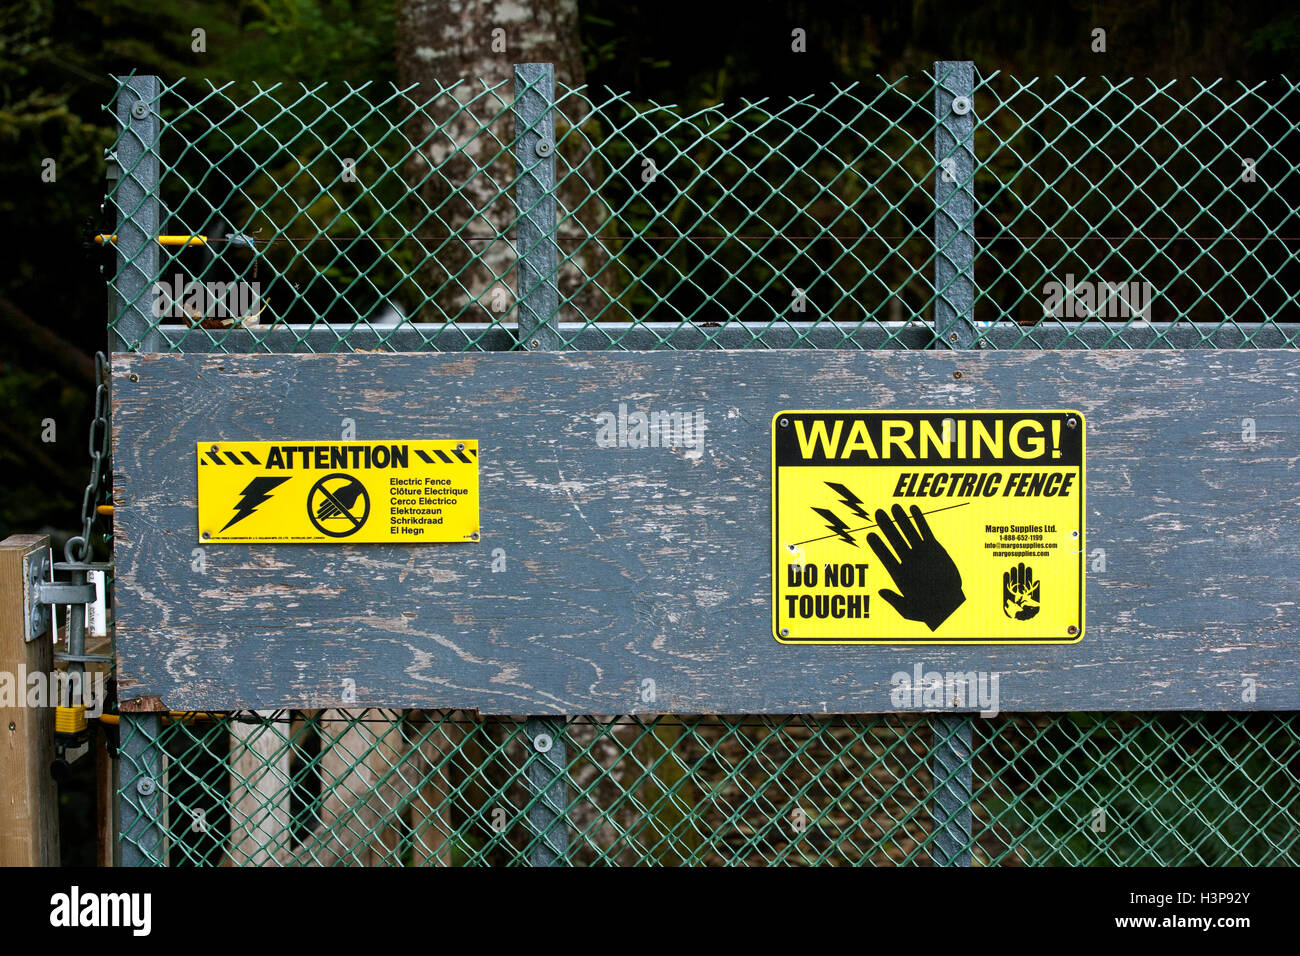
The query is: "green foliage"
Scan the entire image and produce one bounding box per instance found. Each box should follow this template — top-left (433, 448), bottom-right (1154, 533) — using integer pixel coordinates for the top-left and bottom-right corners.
top-left (0, 0), bottom-right (396, 533)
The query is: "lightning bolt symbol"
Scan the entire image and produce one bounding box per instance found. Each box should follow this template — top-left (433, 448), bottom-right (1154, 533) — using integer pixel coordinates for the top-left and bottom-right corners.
top-left (825, 481), bottom-right (870, 521)
top-left (812, 507), bottom-right (858, 546)
top-left (222, 476), bottom-right (290, 531)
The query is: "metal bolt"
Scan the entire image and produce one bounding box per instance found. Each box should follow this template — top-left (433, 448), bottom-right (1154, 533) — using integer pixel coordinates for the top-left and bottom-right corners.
top-left (953, 370), bottom-right (963, 380)
top-left (8, 722), bottom-right (14, 732)
top-left (532, 732), bottom-right (553, 753)
top-left (471, 531), bottom-right (480, 541)
top-left (534, 139), bottom-right (554, 157)
top-left (128, 372), bottom-right (139, 382)
top-left (1067, 625), bottom-right (1079, 636)
top-left (131, 101), bottom-right (150, 120)
top-left (1070, 529), bottom-right (1079, 538)
top-left (202, 531), bottom-right (211, 540)
top-left (951, 96), bottom-right (972, 116)
top-left (949, 332), bottom-right (959, 343)
top-left (529, 339), bottom-right (540, 349)
top-left (210, 444), bottom-right (218, 453)
top-left (1067, 417), bottom-right (1078, 429)
top-left (456, 442), bottom-right (465, 451)
top-left (779, 417), bottom-right (789, 427)
top-left (136, 777), bottom-right (157, 796)
top-left (780, 628), bottom-right (790, 637)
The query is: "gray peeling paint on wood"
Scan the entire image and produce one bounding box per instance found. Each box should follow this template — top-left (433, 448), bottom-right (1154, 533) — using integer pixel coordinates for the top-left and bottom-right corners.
top-left (111, 349), bottom-right (1300, 713)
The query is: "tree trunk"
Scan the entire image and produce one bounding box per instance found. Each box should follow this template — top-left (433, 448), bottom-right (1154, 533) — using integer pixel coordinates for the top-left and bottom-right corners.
top-left (396, 0), bottom-right (606, 327)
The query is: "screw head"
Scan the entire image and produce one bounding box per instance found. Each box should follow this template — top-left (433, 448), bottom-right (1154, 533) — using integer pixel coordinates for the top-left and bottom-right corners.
top-left (128, 372), bottom-right (140, 383)
top-left (8, 722), bottom-right (15, 732)
top-left (780, 627), bottom-right (790, 637)
top-left (471, 531), bottom-right (480, 541)
top-left (532, 733), bottom-right (553, 753)
top-left (949, 332), bottom-right (959, 343)
top-left (1067, 625), bottom-right (1079, 636)
top-left (456, 442), bottom-right (465, 451)
top-left (779, 417), bottom-right (789, 427)
top-left (534, 139), bottom-right (554, 157)
top-left (1070, 529), bottom-right (1079, 538)
top-left (202, 531), bottom-right (211, 540)
top-left (136, 777), bottom-right (157, 796)
top-left (953, 370), bottom-right (963, 380)
top-left (131, 101), bottom-right (150, 120)
top-left (529, 339), bottom-right (540, 349)
top-left (1067, 417), bottom-right (1078, 429)
top-left (951, 96), bottom-right (972, 116)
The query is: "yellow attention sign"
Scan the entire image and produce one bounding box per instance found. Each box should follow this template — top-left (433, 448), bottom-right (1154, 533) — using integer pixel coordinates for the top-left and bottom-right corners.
top-left (197, 441), bottom-right (479, 544)
top-left (772, 411), bottom-right (1085, 644)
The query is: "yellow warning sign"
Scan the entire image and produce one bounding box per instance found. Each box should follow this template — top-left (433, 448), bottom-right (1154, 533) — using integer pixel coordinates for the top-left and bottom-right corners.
top-left (772, 411), bottom-right (1084, 644)
top-left (197, 441), bottom-right (479, 544)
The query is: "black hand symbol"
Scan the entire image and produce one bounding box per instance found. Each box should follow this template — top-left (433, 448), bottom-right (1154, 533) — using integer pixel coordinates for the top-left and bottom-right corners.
top-left (1003, 562), bottom-right (1040, 620)
top-left (867, 504), bottom-right (966, 632)
top-left (316, 482), bottom-right (364, 520)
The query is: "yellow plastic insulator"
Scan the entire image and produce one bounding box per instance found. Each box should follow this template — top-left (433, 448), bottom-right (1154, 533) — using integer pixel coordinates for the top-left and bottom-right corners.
top-left (94, 712), bottom-right (225, 726)
top-left (94, 234), bottom-right (208, 247)
top-left (55, 705), bottom-right (88, 735)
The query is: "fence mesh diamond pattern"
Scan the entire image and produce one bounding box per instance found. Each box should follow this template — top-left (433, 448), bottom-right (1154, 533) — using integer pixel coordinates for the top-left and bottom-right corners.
top-left (118, 711), bottom-right (1298, 866)
top-left (108, 68), bottom-right (1299, 866)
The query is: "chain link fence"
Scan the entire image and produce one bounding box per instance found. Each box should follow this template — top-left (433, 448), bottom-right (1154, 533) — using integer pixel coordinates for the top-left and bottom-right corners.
top-left (107, 66), bottom-right (1299, 865)
top-left (118, 711), bottom-right (1298, 866)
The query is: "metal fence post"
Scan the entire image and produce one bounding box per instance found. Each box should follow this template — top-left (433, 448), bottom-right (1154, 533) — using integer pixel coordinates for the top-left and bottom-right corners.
top-left (513, 62), bottom-right (569, 865)
top-left (933, 60), bottom-right (977, 349)
top-left (111, 75), bottom-right (165, 353)
top-left (112, 74), bottom-right (168, 866)
top-left (118, 713), bottom-right (166, 865)
top-left (523, 716), bottom-right (569, 865)
top-left (930, 60), bottom-right (977, 867)
top-left (513, 62), bottom-right (563, 352)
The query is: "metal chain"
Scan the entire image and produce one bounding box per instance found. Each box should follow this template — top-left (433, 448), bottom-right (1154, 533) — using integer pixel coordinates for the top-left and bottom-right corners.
top-left (66, 352), bottom-right (110, 564)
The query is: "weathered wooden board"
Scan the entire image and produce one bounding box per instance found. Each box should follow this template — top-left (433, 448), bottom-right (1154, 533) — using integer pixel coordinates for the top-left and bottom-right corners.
top-left (112, 350), bottom-right (1300, 713)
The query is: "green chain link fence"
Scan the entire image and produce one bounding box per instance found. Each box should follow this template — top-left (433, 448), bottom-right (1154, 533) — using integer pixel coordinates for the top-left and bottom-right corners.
top-left (106, 66), bottom-right (1299, 865)
top-left (117, 711), bottom-right (1298, 866)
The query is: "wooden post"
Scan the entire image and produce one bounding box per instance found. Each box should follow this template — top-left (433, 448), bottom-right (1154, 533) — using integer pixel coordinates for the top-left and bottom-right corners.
top-left (84, 633), bottom-right (115, 867)
top-left (95, 726), bottom-right (115, 867)
top-left (226, 710), bottom-right (292, 866)
top-left (0, 534), bottom-right (60, 866)
top-left (410, 709), bottom-right (459, 867)
top-left (313, 709), bottom-right (410, 865)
